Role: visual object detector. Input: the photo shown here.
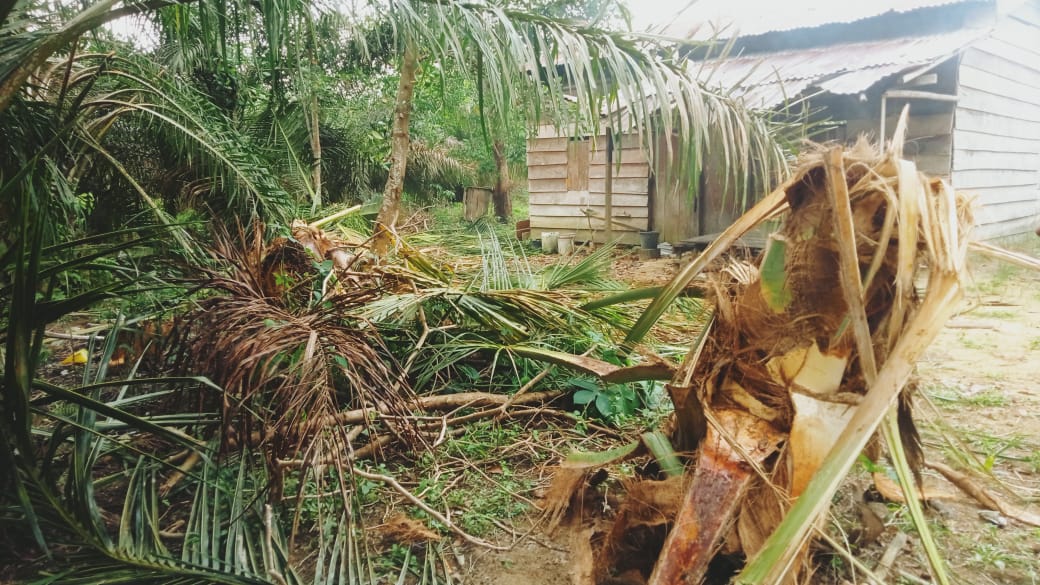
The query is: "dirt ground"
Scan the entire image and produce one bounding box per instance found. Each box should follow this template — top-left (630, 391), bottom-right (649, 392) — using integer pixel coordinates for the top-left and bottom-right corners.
top-left (462, 238), bottom-right (1040, 585)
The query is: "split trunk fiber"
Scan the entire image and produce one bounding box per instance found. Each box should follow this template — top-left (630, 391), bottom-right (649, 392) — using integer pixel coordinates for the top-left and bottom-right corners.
top-left (632, 134), bottom-right (972, 584)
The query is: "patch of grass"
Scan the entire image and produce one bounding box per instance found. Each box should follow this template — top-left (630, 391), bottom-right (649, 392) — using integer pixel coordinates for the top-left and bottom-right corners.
top-left (1028, 337), bottom-right (1040, 351)
top-left (957, 332), bottom-right (988, 351)
top-left (926, 383), bottom-right (1008, 408)
top-left (974, 309), bottom-right (1017, 320)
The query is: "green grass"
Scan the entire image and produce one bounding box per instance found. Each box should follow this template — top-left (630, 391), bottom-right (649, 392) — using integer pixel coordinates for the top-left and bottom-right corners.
top-left (973, 309), bottom-right (1017, 320)
top-left (957, 333), bottom-right (989, 351)
top-left (926, 383), bottom-right (1008, 408)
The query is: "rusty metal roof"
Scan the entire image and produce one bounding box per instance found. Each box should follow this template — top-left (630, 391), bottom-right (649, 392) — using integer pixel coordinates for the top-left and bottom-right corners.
top-left (702, 28), bottom-right (989, 108)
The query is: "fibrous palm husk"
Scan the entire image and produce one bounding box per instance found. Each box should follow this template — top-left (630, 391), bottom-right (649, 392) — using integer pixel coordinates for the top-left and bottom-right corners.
top-left (638, 120), bottom-right (973, 584)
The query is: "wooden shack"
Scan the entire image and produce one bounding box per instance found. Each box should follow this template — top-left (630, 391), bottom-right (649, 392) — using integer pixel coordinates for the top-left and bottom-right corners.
top-left (527, 0), bottom-right (1040, 243)
top-left (527, 127), bottom-right (651, 245)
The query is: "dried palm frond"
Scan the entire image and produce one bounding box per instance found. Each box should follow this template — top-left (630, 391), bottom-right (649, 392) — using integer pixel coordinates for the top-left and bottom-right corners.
top-left (174, 225), bottom-right (415, 493)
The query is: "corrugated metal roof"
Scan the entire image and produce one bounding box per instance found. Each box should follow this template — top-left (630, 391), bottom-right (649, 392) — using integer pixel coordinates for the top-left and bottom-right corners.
top-left (663, 0), bottom-right (988, 39)
top-left (702, 28), bottom-right (989, 108)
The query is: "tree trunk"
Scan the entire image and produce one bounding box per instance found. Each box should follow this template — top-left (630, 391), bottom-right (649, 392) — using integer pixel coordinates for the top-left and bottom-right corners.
top-left (308, 91), bottom-right (322, 211)
top-left (372, 41), bottom-right (419, 256)
top-left (491, 139), bottom-right (512, 221)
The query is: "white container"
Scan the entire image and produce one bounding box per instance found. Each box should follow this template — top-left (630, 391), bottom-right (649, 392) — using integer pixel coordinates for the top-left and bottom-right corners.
top-left (541, 231), bottom-right (559, 253)
top-left (658, 242), bottom-right (674, 258)
top-left (557, 233), bottom-right (576, 255)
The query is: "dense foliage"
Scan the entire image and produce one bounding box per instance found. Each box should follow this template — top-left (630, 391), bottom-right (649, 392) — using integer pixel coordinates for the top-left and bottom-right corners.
top-left (0, 0), bottom-right (791, 582)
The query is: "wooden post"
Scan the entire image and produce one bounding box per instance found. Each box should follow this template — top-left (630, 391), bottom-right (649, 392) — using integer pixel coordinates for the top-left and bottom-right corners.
top-left (463, 187), bottom-right (492, 221)
top-left (604, 128), bottom-right (614, 244)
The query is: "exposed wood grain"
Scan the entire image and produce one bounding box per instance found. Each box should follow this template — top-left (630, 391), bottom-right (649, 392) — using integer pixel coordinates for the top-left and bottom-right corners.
top-left (953, 129), bottom-right (1040, 153)
top-left (954, 108), bottom-right (1040, 140)
top-left (963, 185), bottom-right (1040, 206)
top-left (973, 198), bottom-right (1040, 225)
top-left (953, 149), bottom-right (1040, 172)
top-left (527, 137), bottom-right (569, 152)
top-left (529, 192), bottom-right (648, 207)
top-left (527, 227), bottom-right (641, 245)
top-left (973, 215), bottom-right (1039, 239)
top-left (952, 168), bottom-right (1038, 190)
top-left (961, 49), bottom-right (1040, 91)
top-left (527, 151), bottom-right (568, 165)
top-left (958, 86), bottom-right (1040, 123)
top-left (527, 163), bottom-right (568, 179)
top-left (529, 203), bottom-right (649, 218)
top-left (529, 215), bottom-right (649, 230)
top-left (589, 162), bottom-right (650, 178)
top-left (528, 178), bottom-right (568, 193)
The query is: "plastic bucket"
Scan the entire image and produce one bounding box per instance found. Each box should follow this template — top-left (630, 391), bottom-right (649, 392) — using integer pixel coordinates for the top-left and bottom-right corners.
top-left (558, 233), bottom-right (576, 255)
top-left (639, 230), bottom-right (660, 250)
top-left (541, 231), bottom-right (559, 253)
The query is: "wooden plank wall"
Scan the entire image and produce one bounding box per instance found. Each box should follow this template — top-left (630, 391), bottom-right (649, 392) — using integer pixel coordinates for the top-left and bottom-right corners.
top-left (953, 1), bottom-right (1040, 239)
top-left (650, 134), bottom-right (699, 243)
top-left (527, 130), bottom-right (651, 245)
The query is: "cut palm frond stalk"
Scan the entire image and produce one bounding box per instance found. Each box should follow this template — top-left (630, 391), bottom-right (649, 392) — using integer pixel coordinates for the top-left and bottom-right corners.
top-left (597, 111), bottom-right (973, 585)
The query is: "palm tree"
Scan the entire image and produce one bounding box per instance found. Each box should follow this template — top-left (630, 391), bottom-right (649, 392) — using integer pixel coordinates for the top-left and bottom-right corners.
top-left (1, 0), bottom-right (788, 581)
top-left (369, 0), bottom-right (785, 251)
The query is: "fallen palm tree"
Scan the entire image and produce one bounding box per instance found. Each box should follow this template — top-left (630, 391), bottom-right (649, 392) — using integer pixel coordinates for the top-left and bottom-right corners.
top-left (548, 117), bottom-right (980, 584)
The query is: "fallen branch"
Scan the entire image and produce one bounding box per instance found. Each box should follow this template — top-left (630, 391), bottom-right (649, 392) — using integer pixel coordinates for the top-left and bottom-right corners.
top-left (351, 465), bottom-right (508, 550)
top-left (315, 390), bottom-right (564, 428)
top-left (927, 461), bottom-right (1040, 527)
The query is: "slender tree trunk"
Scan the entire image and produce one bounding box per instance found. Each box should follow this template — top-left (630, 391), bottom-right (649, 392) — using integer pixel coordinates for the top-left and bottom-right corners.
top-left (491, 139), bottom-right (512, 221)
top-left (373, 41), bottom-right (419, 256)
top-left (308, 92), bottom-right (322, 211)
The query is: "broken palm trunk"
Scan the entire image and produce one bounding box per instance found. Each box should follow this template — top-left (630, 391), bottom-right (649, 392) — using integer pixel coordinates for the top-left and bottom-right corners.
top-left (635, 130), bottom-right (972, 584)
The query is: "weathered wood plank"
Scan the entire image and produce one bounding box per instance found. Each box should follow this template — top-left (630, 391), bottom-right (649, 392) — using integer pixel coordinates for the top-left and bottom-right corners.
top-left (530, 215), bottom-right (650, 230)
top-left (961, 48), bottom-right (1040, 91)
top-left (528, 178), bottom-right (568, 193)
top-left (527, 163), bottom-right (568, 179)
top-left (953, 149), bottom-right (1040, 172)
top-left (973, 215), bottom-right (1039, 239)
top-left (527, 151), bottom-right (568, 165)
top-left (990, 19), bottom-right (1040, 59)
top-left (973, 198), bottom-right (1040, 225)
top-left (589, 177), bottom-right (648, 194)
top-left (529, 192), bottom-right (648, 207)
top-left (532, 178), bottom-right (647, 194)
top-left (590, 148), bottom-right (648, 165)
top-left (953, 168), bottom-right (1039, 190)
top-left (952, 71), bottom-right (1040, 111)
top-left (527, 137), bottom-right (569, 152)
top-left (529, 203), bottom-right (649, 218)
top-left (954, 108), bottom-right (1040, 141)
top-left (953, 129), bottom-right (1040, 153)
top-left (964, 185), bottom-right (1040, 207)
top-left (589, 162), bottom-right (651, 179)
top-left (970, 37), bottom-right (1040, 78)
top-left (566, 140), bottom-right (590, 191)
top-left (528, 227), bottom-right (641, 246)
